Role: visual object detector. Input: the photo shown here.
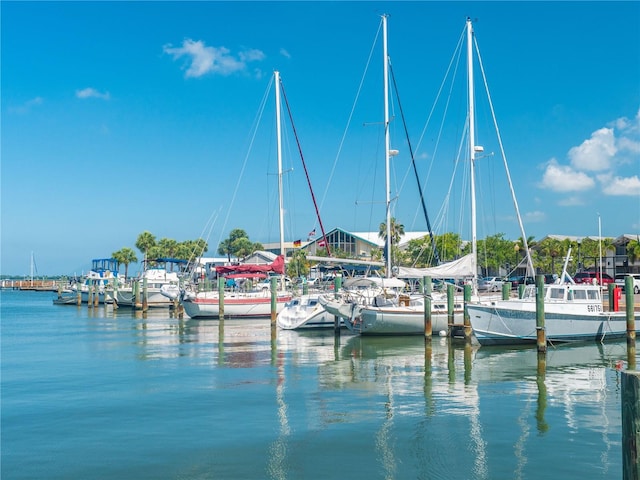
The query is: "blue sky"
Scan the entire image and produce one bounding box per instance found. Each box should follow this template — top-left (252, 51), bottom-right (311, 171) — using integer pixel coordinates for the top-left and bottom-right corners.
top-left (2, 1), bottom-right (639, 276)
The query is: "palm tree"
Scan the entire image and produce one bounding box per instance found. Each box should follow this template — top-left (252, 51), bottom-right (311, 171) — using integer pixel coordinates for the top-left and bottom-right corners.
top-left (111, 247), bottom-right (138, 280)
top-left (378, 217), bottom-right (405, 267)
top-left (135, 231), bottom-right (156, 262)
top-left (627, 239), bottom-right (640, 265)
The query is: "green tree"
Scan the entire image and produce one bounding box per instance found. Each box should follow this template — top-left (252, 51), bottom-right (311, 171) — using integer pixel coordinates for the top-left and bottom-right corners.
top-left (627, 239), bottom-right (640, 264)
top-left (111, 247), bottom-right (138, 280)
top-left (135, 231), bottom-right (156, 261)
top-left (379, 217), bottom-right (405, 268)
top-left (286, 249), bottom-right (309, 279)
top-left (476, 233), bottom-right (513, 276)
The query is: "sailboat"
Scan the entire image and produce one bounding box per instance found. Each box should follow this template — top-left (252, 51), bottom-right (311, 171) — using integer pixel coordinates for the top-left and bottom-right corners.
top-left (181, 71), bottom-right (293, 319)
top-left (319, 14), bottom-right (468, 335)
top-left (456, 16), bottom-right (640, 345)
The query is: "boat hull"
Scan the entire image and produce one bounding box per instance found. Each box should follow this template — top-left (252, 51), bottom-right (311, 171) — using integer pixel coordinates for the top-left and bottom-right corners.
top-left (468, 302), bottom-right (640, 345)
top-left (183, 292), bottom-right (293, 319)
top-left (277, 294), bottom-right (343, 330)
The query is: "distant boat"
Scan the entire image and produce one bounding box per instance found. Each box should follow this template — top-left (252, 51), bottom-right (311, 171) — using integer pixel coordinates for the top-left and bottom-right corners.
top-left (54, 258), bottom-right (120, 305)
top-left (115, 258), bottom-right (187, 308)
top-left (277, 292), bottom-right (343, 330)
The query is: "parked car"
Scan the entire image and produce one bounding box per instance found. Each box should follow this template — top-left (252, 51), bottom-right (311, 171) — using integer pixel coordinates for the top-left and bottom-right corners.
top-left (478, 276), bottom-right (504, 292)
top-left (503, 275), bottom-right (535, 289)
top-left (573, 271), bottom-right (614, 285)
top-left (614, 273), bottom-right (640, 294)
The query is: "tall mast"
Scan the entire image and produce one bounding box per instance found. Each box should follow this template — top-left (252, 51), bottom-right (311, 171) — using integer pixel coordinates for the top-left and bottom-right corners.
top-left (275, 71), bottom-right (285, 258)
top-left (383, 14), bottom-right (392, 278)
top-left (467, 18), bottom-right (478, 295)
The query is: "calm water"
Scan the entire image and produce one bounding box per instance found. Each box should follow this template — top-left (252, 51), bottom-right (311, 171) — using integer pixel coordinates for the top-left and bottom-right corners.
top-left (1, 289), bottom-right (631, 479)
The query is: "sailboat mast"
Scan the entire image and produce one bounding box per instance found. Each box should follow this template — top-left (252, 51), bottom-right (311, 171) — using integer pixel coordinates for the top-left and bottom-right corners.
top-left (466, 18), bottom-right (478, 294)
top-left (383, 14), bottom-right (392, 278)
top-left (275, 70), bottom-right (285, 258)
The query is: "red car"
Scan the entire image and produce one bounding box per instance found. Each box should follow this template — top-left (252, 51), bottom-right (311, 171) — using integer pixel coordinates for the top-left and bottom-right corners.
top-left (573, 271), bottom-right (614, 285)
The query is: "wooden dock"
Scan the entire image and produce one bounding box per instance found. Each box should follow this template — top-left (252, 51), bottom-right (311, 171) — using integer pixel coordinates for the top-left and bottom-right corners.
top-left (1, 280), bottom-right (61, 291)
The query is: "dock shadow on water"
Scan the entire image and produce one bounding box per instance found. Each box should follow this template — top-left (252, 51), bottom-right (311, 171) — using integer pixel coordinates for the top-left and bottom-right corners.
top-left (1, 290), bottom-right (632, 479)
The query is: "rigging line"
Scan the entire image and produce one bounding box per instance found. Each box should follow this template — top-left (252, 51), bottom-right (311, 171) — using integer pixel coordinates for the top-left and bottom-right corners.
top-left (278, 77), bottom-right (332, 256)
top-left (474, 37), bottom-right (535, 276)
top-left (319, 18), bottom-right (383, 213)
top-left (388, 61), bottom-right (440, 265)
top-left (216, 74), bottom-right (274, 250)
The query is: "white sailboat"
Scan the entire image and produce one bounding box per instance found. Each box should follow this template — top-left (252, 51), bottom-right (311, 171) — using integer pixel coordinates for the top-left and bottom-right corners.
top-left (320, 14), bottom-right (467, 335)
top-left (181, 71), bottom-right (293, 319)
top-left (459, 16), bottom-right (640, 345)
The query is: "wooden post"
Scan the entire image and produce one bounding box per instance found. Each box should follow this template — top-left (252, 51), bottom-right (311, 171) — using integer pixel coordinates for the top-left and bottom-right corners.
top-left (112, 278), bottom-right (119, 310)
top-left (502, 282), bottom-right (511, 300)
top-left (334, 274), bottom-right (342, 334)
top-left (608, 283), bottom-right (616, 312)
top-left (627, 276), bottom-right (636, 341)
top-left (142, 278), bottom-right (148, 312)
top-left (447, 283), bottom-right (455, 335)
top-left (134, 280), bottom-right (141, 309)
top-left (535, 274), bottom-right (546, 353)
top-left (94, 282), bottom-right (99, 307)
top-left (626, 276), bottom-right (637, 370)
top-left (423, 276), bottom-right (432, 339)
top-left (270, 276), bottom-right (277, 326)
top-left (76, 284), bottom-right (82, 306)
top-left (463, 283), bottom-right (472, 342)
top-left (622, 370), bottom-right (640, 479)
top-left (217, 277), bottom-right (225, 320)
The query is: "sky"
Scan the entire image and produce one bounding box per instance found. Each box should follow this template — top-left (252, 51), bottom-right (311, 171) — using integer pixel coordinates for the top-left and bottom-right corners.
top-left (2, 1), bottom-right (639, 276)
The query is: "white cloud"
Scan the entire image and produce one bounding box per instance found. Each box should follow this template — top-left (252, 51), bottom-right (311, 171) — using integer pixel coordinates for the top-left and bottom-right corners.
top-left (279, 48), bottom-right (291, 59)
top-left (76, 87), bottom-right (110, 100)
top-left (523, 211), bottom-right (545, 222)
top-left (599, 174), bottom-right (640, 196)
top-left (568, 127), bottom-right (616, 171)
top-left (8, 96), bottom-right (43, 114)
top-left (540, 159), bottom-right (595, 192)
top-left (163, 39), bottom-right (264, 78)
top-left (557, 196), bottom-right (585, 206)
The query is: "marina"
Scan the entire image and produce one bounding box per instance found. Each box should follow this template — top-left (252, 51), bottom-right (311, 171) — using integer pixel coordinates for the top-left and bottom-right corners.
top-left (2, 288), bottom-right (638, 479)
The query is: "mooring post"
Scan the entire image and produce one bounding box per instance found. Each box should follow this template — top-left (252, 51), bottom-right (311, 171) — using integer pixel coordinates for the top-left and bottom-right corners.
top-left (622, 370), bottom-right (640, 480)
top-left (142, 277), bottom-right (148, 312)
top-left (93, 282), bottom-right (99, 307)
top-left (502, 282), bottom-right (511, 300)
top-left (270, 276), bottom-right (277, 326)
top-left (447, 283), bottom-right (455, 335)
top-left (334, 274), bottom-right (342, 334)
top-left (76, 283), bottom-right (82, 306)
top-left (134, 280), bottom-right (141, 309)
top-left (218, 277), bottom-right (225, 320)
top-left (609, 283), bottom-right (616, 312)
top-left (423, 276), bottom-right (432, 339)
top-left (535, 274), bottom-right (546, 353)
top-left (302, 278), bottom-right (308, 296)
top-left (112, 278), bottom-right (118, 310)
top-left (518, 283), bottom-right (525, 299)
top-left (463, 283), bottom-right (472, 342)
top-left (626, 276), bottom-right (637, 370)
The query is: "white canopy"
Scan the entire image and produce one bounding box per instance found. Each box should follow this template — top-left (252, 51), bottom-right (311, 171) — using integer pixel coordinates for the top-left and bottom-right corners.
top-left (395, 254), bottom-right (475, 279)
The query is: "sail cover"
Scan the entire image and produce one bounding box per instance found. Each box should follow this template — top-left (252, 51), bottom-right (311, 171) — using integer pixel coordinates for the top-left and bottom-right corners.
top-left (215, 255), bottom-right (285, 275)
top-left (396, 253), bottom-right (474, 279)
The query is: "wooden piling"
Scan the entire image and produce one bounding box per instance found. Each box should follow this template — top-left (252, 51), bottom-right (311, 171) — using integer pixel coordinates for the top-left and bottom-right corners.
top-left (535, 274), bottom-right (546, 353)
top-left (133, 280), bottom-right (141, 309)
top-left (142, 278), bottom-right (148, 312)
top-left (270, 276), bottom-right (277, 326)
top-left (502, 282), bottom-right (511, 300)
top-left (447, 283), bottom-right (455, 334)
top-left (622, 370), bottom-right (640, 480)
top-left (218, 277), bottom-right (225, 320)
top-left (463, 284), bottom-right (472, 342)
top-left (423, 276), bottom-right (432, 339)
top-left (627, 276), bottom-right (636, 341)
top-left (334, 274), bottom-right (342, 334)
top-left (608, 283), bottom-right (616, 312)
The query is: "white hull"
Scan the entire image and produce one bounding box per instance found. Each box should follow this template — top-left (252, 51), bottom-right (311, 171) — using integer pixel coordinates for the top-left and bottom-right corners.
top-left (115, 289), bottom-right (176, 308)
top-left (183, 291), bottom-right (293, 319)
top-left (468, 301), bottom-right (640, 345)
top-left (277, 294), bottom-right (343, 330)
